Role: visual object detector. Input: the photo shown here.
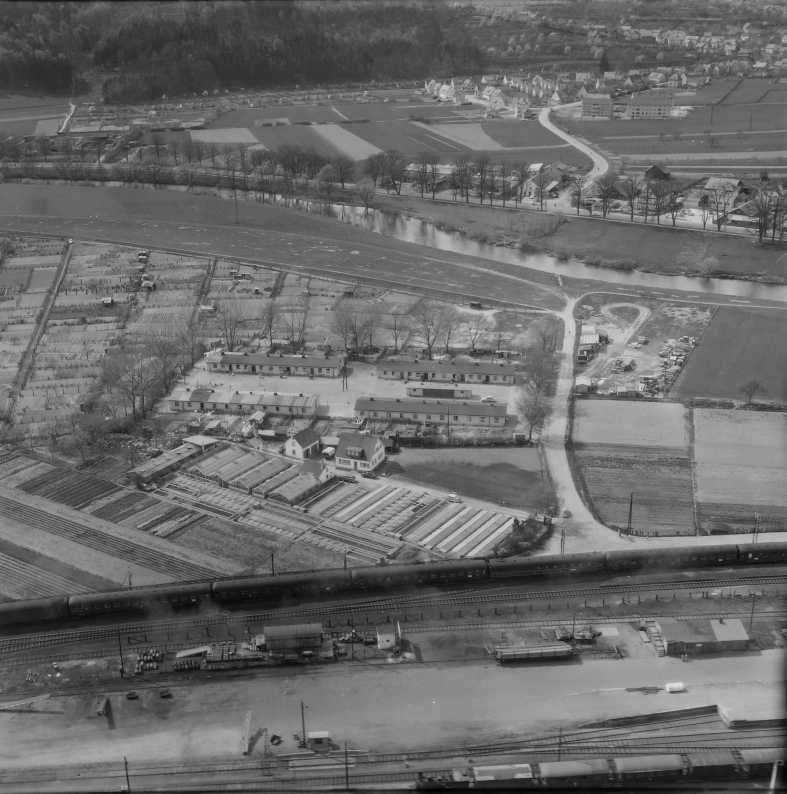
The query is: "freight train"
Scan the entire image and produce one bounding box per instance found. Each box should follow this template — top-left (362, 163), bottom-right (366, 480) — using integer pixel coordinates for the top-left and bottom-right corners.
top-left (0, 541), bottom-right (785, 629)
top-left (415, 747), bottom-right (784, 789)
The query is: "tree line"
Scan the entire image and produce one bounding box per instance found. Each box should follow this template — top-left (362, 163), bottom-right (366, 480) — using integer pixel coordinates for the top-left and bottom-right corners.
top-left (0, 1), bottom-right (483, 99)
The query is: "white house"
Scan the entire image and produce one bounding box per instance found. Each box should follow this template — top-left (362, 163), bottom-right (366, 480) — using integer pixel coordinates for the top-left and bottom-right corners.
top-left (283, 428), bottom-right (321, 460)
top-left (334, 432), bottom-right (386, 473)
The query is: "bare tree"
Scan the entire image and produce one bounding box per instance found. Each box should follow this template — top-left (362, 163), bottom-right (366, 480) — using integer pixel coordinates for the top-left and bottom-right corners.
top-left (740, 379), bottom-right (764, 404)
top-left (441, 307), bottom-right (460, 354)
top-left (382, 149), bottom-right (406, 195)
top-left (451, 157), bottom-right (472, 203)
top-left (332, 303), bottom-right (357, 353)
top-left (357, 178), bottom-right (376, 215)
top-left (572, 174), bottom-right (586, 216)
top-left (216, 298), bottom-right (244, 352)
top-left (363, 152), bottom-right (386, 187)
top-left (283, 308), bottom-right (308, 349)
top-left (667, 180), bottom-right (683, 227)
top-left (389, 314), bottom-right (409, 354)
top-left (259, 300), bottom-right (278, 345)
top-left (411, 300), bottom-right (452, 360)
top-left (619, 176), bottom-right (640, 222)
top-left (151, 133), bottom-right (165, 164)
top-left (330, 155), bottom-right (355, 190)
top-left (532, 168), bottom-right (551, 211)
top-left (466, 314), bottom-right (491, 353)
top-left (596, 172), bottom-right (619, 218)
top-left (698, 193), bottom-right (713, 230)
top-left (707, 187), bottom-right (735, 232)
top-left (515, 386), bottom-right (549, 443)
top-left (414, 152), bottom-right (430, 199)
top-left (650, 181), bottom-right (670, 225)
top-left (515, 160), bottom-right (529, 206)
top-left (475, 156), bottom-right (491, 205)
top-left (427, 155), bottom-right (441, 200)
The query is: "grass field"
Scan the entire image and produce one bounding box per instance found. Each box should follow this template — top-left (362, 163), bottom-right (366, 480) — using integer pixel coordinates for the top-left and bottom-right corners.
top-left (675, 307), bottom-right (787, 402)
top-left (392, 459), bottom-right (554, 512)
top-left (311, 124), bottom-right (382, 160)
top-left (572, 400), bottom-right (689, 448)
top-left (693, 408), bottom-right (787, 533)
top-left (481, 120), bottom-right (569, 149)
top-left (573, 444), bottom-right (695, 535)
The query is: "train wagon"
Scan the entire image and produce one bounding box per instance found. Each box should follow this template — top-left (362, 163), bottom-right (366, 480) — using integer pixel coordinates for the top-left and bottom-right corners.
top-left (494, 643), bottom-right (574, 664)
top-left (737, 747), bottom-right (785, 777)
top-left (348, 559), bottom-right (488, 591)
top-left (211, 568), bottom-right (352, 604)
top-left (488, 551), bottom-right (606, 580)
top-left (537, 758), bottom-right (612, 787)
top-left (0, 596), bottom-right (69, 629)
top-left (611, 754), bottom-right (688, 783)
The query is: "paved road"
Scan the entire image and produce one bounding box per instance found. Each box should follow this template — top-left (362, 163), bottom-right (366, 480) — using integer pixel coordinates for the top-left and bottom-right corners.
top-left (538, 103), bottom-right (609, 183)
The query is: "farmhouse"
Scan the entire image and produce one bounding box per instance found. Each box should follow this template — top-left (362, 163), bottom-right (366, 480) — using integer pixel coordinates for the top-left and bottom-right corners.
top-left (206, 350), bottom-right (343, 377)
top-left (581, 93), bottom-right (613, 119)
top-left (168, 386), bottom-right (317, 417)
top-left (354, 397), bottom-right (507, 428)
top-left (335, 432), bottom-right (386, 473)
top-left (376, 359), bottom-right (516, 385)
top-left (284, 428), bottom-right (321, 460)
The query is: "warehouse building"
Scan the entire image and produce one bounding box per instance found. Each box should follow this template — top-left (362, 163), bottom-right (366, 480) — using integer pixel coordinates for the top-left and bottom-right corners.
top-left (129, 441), bottom-right (210, 487)
top-left (253, 623), bottom-right (324, 661)
top-left (656, 617), bottom-right (749, 656)
top-left (168, 386), bottom-right (317, 417)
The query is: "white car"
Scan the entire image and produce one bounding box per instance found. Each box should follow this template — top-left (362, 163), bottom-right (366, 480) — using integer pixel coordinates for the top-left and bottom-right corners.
top-left (480, 396), bottom-right (496, 404)
top-left (447, 492), bottom-right (462, 503)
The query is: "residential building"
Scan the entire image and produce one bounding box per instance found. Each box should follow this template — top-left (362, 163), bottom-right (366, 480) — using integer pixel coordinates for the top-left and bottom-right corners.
top-left (168, 386), bottom-right (317, 417)
top-left (581, 93), bottom-right (613, 119)
top-left (205, 350), bottom-right (343, 378)
top-left (376, 359), bottom-right (516, 385)
top-left (334, 431), bottom-right (386, 473)
top-left (283, 428), bottom-right (321, 460)
top-left (354, 397), bottom-right (507, 428)
top-left (626, 92), bottom-right (674, 119)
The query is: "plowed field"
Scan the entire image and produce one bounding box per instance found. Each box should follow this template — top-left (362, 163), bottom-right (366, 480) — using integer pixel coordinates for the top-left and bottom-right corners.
top-left (573, 444), bottom-right (695, 536)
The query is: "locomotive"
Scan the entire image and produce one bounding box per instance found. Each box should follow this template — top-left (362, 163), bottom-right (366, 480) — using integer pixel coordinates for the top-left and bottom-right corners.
top-left (0, 541), bottom-right (785, 629)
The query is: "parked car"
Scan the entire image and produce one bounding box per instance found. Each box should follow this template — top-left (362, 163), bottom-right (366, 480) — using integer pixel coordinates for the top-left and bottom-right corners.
top-left (159, 689), bottom-right (172, 699)
top-left (361, 471), bottom-right (379, 479)
top-left (126, 691), bottom-right (139, 700)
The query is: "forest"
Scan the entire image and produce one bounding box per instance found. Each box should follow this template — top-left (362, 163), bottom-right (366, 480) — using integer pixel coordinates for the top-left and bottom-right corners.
top-left (0, 1), bottom-right (484, 101)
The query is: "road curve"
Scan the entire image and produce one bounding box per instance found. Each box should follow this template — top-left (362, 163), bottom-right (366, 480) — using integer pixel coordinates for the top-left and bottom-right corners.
top-left (538, 104), bottom-right (609, 181)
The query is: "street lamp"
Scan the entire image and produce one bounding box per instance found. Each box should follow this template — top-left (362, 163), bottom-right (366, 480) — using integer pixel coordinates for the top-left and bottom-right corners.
top-left (300, 701), bottom-right (308, 748)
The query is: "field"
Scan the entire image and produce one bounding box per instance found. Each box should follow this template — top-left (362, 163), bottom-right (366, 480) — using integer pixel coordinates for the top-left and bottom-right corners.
top-left (572, 400), bottom-right (689, 448)
top-left (571, 400), bottom-right (694, 535)
top-left (675, 307), bottom-right (787, 403)
top-left (693, 409), bottom-right (787, 533)
top-left (0, 95), bottom-right (67, 137)
top-left (573, 444), bottom-right (695, 535)
top-left (557, 78), bottom-right (787, 164)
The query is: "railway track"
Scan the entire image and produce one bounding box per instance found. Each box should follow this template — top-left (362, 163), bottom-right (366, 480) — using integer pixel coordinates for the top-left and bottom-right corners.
top-left (1, 573), bottom-right (785, 662)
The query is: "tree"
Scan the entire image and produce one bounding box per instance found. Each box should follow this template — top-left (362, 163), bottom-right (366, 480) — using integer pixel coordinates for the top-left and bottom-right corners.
top-left (330, 155), bottom-right (354, 190)
top-left (532, 168), bottom-right (551, 211)
top-left (667, 180), bottom-right (683, 227)
top-left (316, 163), bottom-right (336, 208)
top-left (216, 298), bottom-right (244, 351)
top-left (414, 152), bottom-right (430, 199)
top-left (571, 174), bottom-right (585, 216)
top-left (357, 178), bottom-right (376, 215)
top-left (259, 299), bottom-right (278, 344)
top-left (466, 314), bottom-right (491, 353)
top-left (599, 51), bottom-right (610, 74)
top-left (475, 155), bottom-right (490, 205)
top-left (332, 303), bottom-right (358, 353)
top-left (707, 187), bottom-right (734, 232)
top-left (363, 152), bottom-right (386, 187)
top-left (382, 149), bottom-right (406, 195)
top-left (427, 156), bottom-right (441, 200)
top-left (515, 386), bottom-right (549, 443)
top-left (389, 314), bottom-right (409, 354)
top-left (650, 181), bottom-right (670, 225)
top-left (619, 176), bottom-right (640, 222)
top-left (596, 172), bottom-right (619, 218)
top-left (740, 379), bottom-right (763, 404)
top-left (698, 193), bottom-right (712, 230)
top-left (411, 300), bottom-right (452, 360)
top-left (283, 308), bottom-right (307, 348)
top-left (451, 157), bottom-right (472, 203)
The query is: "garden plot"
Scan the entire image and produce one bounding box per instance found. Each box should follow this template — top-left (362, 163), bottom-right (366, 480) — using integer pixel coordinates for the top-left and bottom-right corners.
top-left (693, 409), bottom-right (787, 533)
top-left (574, 445), bottom-right (695, 536)
top-left (572, 399), bottom-right (689, 450)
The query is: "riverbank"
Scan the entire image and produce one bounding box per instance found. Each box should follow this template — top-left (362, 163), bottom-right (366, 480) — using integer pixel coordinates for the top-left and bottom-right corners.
top-left (369, 193), bottom-right (786, 285)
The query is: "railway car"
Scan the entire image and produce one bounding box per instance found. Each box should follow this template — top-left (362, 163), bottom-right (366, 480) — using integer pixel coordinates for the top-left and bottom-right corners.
top-left (210, 568), bottom-right (352, 604)
top-left (348, 559), bottom-right (488, 591)
top-left (738, 747), bottom-right (784, 776)
top-left (611, 754), bottom-right (688, 783)
top-left (537, 758), bottom-right (612, 787)
top-left (0, 596), bottom-right (69, 629)
top-left (487, 551), bottom-right (606, 580)
top-left (67, 580), bottom-right (212, 618)
top-left (685, 750), bottom-right (741, 779)
top-left (738, 541), bottom-right (787, 564)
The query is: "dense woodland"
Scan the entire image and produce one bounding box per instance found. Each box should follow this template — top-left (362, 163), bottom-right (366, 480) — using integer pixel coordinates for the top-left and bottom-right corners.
top-left (0, 1), bottom-right (484, 101)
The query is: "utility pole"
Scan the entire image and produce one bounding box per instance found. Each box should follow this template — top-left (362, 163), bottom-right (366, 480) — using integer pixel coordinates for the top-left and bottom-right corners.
top-left (300, 701), bottom-right (307, 748)
top-left (270, 551), bottom-right (275, 576)
top-left (344, 741), bottom-right (350, 790)
top-left (123, 756), bottom-right (131, 793)
top-left (626, 493), bottom-right (634, 535)
top-left (753, 512), bottom-right (760, 545)
top-left (749, 593), bottom-right (757, 633)
top-left (560, 525), bottom-right (566, 555)
top-left (118, 632), bottom-right (125, 679)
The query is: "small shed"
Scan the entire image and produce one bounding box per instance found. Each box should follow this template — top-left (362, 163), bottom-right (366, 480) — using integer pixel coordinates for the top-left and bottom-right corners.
top-left (306, 731), bottom-right (333, 751)
top-left (657, 617), bottom-right (749, 656)
top-left (256, 623), bottom-right (323, 654)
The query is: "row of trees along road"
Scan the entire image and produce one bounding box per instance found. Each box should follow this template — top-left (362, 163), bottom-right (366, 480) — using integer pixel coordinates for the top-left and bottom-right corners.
top-left (0, 132), bottom-right (782, 239)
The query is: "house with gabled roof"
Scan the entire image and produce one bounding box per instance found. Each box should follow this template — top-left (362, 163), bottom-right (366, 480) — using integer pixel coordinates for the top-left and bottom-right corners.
top-left (284, 427), bottom-right (321, 460)
top-left (335, 431), bottom-right (385, 473)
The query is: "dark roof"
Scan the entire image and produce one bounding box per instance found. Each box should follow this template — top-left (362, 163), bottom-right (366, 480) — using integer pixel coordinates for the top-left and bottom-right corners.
top-left (380, 359), bottom-right (516, 376)
top-left (221, 352), bottom-right (342, 368)
top-left (356, 396), bottom-right (507, 418)
top-left (336, 431), bottom-right (384, 460)
top-left (188, 388), bottom-right (213, 402)
top-left (292, 428), bottom-right (321, 448)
